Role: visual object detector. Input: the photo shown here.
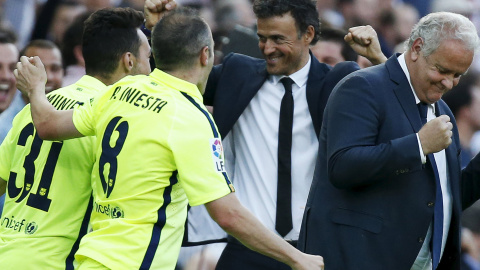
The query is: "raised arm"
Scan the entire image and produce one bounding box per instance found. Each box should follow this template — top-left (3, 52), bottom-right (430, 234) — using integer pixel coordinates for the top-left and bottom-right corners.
top-left (144, 0), bottom-right (177, 30)
top-left (345, 25), bottom-right (388, 65)
top-left (14, 56), bottom-right (82, 141)
top-left (205, 193), bottom-right (324, 270)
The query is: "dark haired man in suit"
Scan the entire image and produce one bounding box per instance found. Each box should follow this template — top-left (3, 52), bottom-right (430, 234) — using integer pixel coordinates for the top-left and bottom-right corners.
top-left (202, 0), bottom-right (386, 269)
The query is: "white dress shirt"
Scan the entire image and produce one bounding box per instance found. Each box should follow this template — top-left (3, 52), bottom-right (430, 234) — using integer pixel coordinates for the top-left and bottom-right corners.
top-left (222, 56), bottom-right (317, 240)
top-left (398, 54), bottom-right (452, 270)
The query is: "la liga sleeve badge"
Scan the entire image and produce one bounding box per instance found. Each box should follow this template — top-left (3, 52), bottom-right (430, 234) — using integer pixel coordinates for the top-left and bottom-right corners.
top-left (210, 138), bottom-right (226, 173)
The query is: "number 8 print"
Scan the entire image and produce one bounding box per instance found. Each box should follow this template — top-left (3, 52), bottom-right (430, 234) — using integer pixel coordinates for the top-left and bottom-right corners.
top-left (99, 116), bottom-right (129, 198)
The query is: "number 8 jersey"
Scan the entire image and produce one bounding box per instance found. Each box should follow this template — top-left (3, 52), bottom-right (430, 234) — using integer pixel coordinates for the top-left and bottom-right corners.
top-left (0, 75), bottom-right (106, 269)
top-left (72, 69), bottom-right (234, 270)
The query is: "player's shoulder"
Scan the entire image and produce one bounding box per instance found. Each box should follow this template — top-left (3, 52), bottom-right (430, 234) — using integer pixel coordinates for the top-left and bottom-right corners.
top-left (115, 74), bottom-right (149, 87)
top-left (46, 77), bottom-right (105, 105)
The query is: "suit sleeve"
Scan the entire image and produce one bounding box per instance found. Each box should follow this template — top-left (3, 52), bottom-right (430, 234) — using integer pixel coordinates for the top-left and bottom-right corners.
top-left (325, 61), bottom-right (360, 88)
top-left (203, 65), bottom-right (220, 106)
top-left (204, 53), bottom-right (238, 106)
top-left (461, 153), bottom-right (480, 209)
top-left (326, 74), bottom-right (422, 189)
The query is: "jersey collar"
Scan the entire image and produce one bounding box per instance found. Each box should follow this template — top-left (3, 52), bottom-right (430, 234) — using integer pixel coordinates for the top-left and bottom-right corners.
top-left (75, 75), bottom-right (107, 92)
top-left (149, 69), bottom-right (202, 101)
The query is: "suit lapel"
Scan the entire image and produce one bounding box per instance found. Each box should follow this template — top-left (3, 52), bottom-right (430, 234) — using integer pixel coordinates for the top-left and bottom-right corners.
top-left (306, 53), bottom-right (329, 137)
top-left (221, 60), bottom-right (268, 138)
top-left (236, 61), bottom-right (268, 114)
top-left (388, 54), bottom-right (424, 133)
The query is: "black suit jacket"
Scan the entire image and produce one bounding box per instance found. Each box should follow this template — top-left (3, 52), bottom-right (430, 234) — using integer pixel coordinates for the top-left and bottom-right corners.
top-left (298, 54), bottom-right (480, 270)
top-left (204, 52), bottom-right (360, 138)
top-left (182, 53), bottom-right (360, 246)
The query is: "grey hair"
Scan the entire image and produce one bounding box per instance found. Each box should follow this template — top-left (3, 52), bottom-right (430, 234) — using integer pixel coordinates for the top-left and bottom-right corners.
top-left (404, 12), bottom-right (480, 56)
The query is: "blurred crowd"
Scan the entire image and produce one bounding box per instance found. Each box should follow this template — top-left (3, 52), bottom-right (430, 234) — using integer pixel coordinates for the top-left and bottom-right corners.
top-left (2, 0), bottom-right (480, 269)
top-left (2, 0), bottom-right (480, 90)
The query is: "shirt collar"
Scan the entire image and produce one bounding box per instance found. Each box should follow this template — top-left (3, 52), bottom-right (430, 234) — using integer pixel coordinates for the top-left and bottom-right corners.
top-left (397, 53), bottom-right (435, 113)
top-left (149, 68), bottom-right (203, 101)
top-left (270, 55), bottom-right (311, 90)
top-left (76, 75), bottom-right (107, 91)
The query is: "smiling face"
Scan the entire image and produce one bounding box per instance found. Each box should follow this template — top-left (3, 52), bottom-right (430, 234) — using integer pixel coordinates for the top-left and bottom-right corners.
top-left (257, 12), bottom-right (312, 76)
top-left (0, 43), bottom-right (18, 112)
top-left (409, 38), bottom-right (474, 104)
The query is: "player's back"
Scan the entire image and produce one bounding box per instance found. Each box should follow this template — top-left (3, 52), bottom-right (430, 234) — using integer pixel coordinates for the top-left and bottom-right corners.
top-left (0, 76), bottom-right (105, 269)
top-left (73, 69), bottom-right (233, 270)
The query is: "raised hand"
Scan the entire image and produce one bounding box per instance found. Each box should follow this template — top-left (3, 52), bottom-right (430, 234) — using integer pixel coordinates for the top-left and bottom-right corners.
top-left (14, 56), bottom-right (47, 98)
top-left (144, 0), bottom-right (177, 30)
top-left (344, 25), bottom-right (387, 65)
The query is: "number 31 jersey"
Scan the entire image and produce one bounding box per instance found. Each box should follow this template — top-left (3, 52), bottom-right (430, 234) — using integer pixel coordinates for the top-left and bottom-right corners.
top-left (0, 76), bottom-right (105, 269)
top-left (72, 69), bottom-right (233, 270)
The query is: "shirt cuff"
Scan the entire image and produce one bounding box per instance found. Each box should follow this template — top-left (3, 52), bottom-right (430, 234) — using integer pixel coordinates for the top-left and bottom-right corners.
top-left (416, 133), bottom-right (426, 164)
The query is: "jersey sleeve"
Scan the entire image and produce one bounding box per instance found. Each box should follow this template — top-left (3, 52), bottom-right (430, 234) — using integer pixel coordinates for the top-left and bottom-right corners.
top-left (72, 96), bottom-right (96, 136)
top-left (168, 99), bottom-right (233, 206)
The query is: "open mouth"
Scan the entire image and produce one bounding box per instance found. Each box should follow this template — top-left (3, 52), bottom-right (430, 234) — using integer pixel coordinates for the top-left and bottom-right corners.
top-left (266, 54), bottom-right (282, 64)
top-left (0, 83), bottom-right (10, 91)
top-left (0, 83), bottom-right (11, 102)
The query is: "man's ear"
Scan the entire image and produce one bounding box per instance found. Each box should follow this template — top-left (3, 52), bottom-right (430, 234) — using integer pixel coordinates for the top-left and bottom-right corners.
top-left (122, 52), bottom-right (135, 72)
top-left (200, 46), bottom-right (209, 66)
top-left (410, 38), bottom-right (424, 62)
top-left (304, 25), bottom-right (315, 44)
top-left (73, 45), bottom-right (85, 66)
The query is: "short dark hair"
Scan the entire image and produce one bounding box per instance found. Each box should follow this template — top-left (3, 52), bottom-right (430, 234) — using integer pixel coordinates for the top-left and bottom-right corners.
top-left (21, 39), bottom-right (59, 57)
top-left (319, 27), bottom-right (358, 62)
top-left (62, 11), bottom-right (91, 67)
top-left (82, 7), bottom-right (143, 77)
top-left (253, 0), bottom-right (320, 45)
top-left (0, 26), bottom-right (17, 44)
top-left (442, 74), bottom-right (477, 117)
top-left (152, 8), bottom-right (211, 71)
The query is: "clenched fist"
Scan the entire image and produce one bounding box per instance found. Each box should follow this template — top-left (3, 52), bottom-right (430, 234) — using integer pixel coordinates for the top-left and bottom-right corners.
top-left (418, 115), bottom-right (453, 155)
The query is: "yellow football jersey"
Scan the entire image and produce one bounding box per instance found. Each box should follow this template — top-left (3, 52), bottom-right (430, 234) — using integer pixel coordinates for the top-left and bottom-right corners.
top-left (0, 76), bottom-right (105, 269)
top-left (72, 69), bottom-right (233, 270)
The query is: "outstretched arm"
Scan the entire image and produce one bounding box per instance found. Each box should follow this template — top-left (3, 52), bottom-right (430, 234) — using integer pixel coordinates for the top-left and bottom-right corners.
top-left (345, 25), bottom-right (388, 65)
top-left (206, 193), bottom-right (324, 270)
top-left (14, 56), bottom-right (82, 141)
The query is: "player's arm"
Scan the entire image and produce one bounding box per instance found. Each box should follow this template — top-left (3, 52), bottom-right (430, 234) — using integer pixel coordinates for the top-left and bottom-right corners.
top-left (205, 193), bottom-right (324, 270)
top-left (345, 25), bottom-right (387, 65)
top-left (14, 56), bottom-right (82, 141)
top-left (0, 178), bottom-right (5, 195)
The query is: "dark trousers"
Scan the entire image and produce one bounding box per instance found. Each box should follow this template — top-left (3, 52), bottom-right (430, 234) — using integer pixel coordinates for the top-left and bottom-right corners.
top-left (215, 237), bottom-right (295, 270)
